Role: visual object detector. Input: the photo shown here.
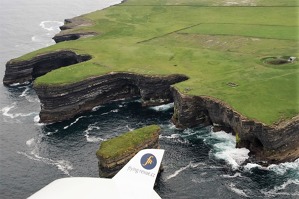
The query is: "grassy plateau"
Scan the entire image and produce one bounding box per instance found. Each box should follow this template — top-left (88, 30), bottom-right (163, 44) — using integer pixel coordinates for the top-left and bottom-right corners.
top-left (96, 125), bottom-right (160, 159)
top-left (17, 0), bottom-right (298, 125)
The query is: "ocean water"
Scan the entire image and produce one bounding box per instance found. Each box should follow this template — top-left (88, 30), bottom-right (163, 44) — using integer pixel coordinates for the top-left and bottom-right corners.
top-left (0, 1), bottom-right (298, 199)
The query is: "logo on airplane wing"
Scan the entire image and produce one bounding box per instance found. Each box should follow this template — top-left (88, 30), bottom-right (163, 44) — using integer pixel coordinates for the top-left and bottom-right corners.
top-left (140, 153), bottom-right (157, 170)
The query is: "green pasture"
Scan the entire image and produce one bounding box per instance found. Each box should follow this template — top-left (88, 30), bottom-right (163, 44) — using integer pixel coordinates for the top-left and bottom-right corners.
top-left (16, 0), bottom-right (298, 125)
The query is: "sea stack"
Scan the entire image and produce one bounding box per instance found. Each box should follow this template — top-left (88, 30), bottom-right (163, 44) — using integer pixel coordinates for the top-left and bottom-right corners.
top-left (96, 125), bottom-right (161, 178)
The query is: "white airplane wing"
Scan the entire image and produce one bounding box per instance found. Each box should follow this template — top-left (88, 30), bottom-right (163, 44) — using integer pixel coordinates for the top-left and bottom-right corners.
top-left (28, 149), bottom-right (164, 199)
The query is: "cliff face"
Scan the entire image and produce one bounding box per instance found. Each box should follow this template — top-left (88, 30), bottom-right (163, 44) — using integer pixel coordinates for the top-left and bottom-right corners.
top-left (52, 17), bottom-right (97, 43)
top-left (34, 73), bottom-right (188, 123)
top-left (171, 87), bottom-right (299, 164)
top-left (3, 50), bottom-right (91, 86)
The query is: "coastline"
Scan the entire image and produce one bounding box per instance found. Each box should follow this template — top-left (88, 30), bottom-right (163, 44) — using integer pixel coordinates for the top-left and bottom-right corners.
top-left (2, 0), bottom-right (298, 165)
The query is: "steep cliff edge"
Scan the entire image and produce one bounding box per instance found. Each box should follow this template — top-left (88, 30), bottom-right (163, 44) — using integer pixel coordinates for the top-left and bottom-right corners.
top-left (52, 17), bottom-right (98, 43)
top-left (34, 72), bottom-right (188, 123)
top-left (171, 87), bottom-right (299, 164)
top-left (3, 50), bottom-right (91, 86)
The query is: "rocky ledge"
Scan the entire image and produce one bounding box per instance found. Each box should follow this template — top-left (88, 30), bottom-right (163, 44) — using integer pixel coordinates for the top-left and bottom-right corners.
top-left (171, 87), bottom-right (299, 164)
top-left (96, 125), bottom-right (161, 178)
top-left (3, 50), bottom-right (91, 86)
top-left (53, 17), bottom-right (98, 43)
top-left (34, 72), bottom-right (188, 123)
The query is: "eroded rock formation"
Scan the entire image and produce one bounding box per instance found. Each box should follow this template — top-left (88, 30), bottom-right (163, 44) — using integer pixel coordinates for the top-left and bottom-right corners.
top-left (96, 125), bottom-right (161, 178)
top-left (3, 50), bottom-right (91, 86)
top-left (171, 87), bottom-right (299, 164)
top-left (34, 73), bottom-right (188, 123)
top-left (52, 17), bottom-right (97, 43)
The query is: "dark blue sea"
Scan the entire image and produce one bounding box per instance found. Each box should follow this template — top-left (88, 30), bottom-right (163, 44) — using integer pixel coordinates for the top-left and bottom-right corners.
top-left (0, 1), bottom-right (298, 198)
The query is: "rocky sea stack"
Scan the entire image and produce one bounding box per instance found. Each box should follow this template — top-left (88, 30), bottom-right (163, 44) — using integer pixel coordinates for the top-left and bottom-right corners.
top-left (96, 125), bottom-right (161, 178)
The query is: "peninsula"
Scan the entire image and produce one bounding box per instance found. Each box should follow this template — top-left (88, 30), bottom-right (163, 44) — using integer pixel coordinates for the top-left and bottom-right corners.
top-left (3, 0), bottom-right (299, 164)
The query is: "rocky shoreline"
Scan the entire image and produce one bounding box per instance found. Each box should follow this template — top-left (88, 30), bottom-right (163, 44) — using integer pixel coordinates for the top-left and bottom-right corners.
top-left (171, 87), bottom-right (299, 164)
top-left (52, 17), bottom-right (98, 43)
top-left (34, 72), bottom-right (188, 123)
top-left (3, 12), bottom-right (298, 165)
top-left (3, 50), bottom-right (91, 86)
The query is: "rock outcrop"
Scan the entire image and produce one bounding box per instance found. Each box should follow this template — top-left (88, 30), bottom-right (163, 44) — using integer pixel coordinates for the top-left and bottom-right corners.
top-left (34, 73), bottom-right (188, 123)
top-left (52, 17), bottom-right (97, 43)
top-left (96, 125), bottom-right (161, 178)
top-left (171, 87), bottom-right (299, 164)
top-left (3, 50), bottom-right (91, 86)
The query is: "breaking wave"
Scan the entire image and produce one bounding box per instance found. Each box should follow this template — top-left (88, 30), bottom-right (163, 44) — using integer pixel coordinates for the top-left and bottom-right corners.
top-left (92, 105), bottom-right (103, 112)
top-left (39, 21), bottom-right (64, 31)
top-left (208, 130), bottom-right (249, 170)
top-left (261, 179), bottom-right (299, 197)
top-left (149, 103), bottom-right (174, 111)
top-left (1, 103), bottom-right (38, 119)
top-left (18, 137), bottom-right (73, 176)
top-left (63, 116), bottom-right (86, 129)
top-left (84, 124), bottom-right (105, 143)
top-left (165, 162), bottom-right (205, 181)
top-left (19, 86), bottom-right (40, 102)
top-left (244, 158), bottom-right (299, 175)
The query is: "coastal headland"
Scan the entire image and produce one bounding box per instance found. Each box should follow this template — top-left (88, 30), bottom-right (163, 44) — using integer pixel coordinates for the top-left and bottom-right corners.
top-left (3, 0), bottom-right (299, 164)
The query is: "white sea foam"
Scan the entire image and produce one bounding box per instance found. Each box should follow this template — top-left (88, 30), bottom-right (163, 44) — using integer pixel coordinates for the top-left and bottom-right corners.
top-left (227, 183), bottom-right (249, 197)
top-left (18, 135), bottom-right (73, 176)
top-left (46, 130), bottom-right (58, 136)
top-left (1, 103), bottom-right (16, 118)
top-left (159, 134), bottom-right (180, 139)
top-left (34, 115), bottom-right (40, 123)
top-left (39, 21), bottom-right (64, 31)
top-left (9, 81), bottom-right (30, 87)
top-left (268, 158), bottom-right (299, 175)
top-left (19, 86), bottom-right (40, 102)
top-left (244, 158), bottom-right (299, 175)
top-left (261, 179), bottom-right (299, 197)
top-left (101, 109), bottom-right (119, 115)
top-left (84, 124), bottom-right (106, 143)
top-left (20, 87), bottom-right (30, 97)
top-left (222, 172), bottom-right (242, 178)
top-left (26, 138), bottom-right (35, 147)
top-left (1, 103), bottom-right (38, 119)
top-left (149, 103), bottom-right (174, 111)
top-left (18, 151), bottom-right (73, 176)
top-left (210, 131), bottom-right (249, 170)
top-left (63, 116), bottom-right (85, 129)
top-left (92, 105), bottom-right (103, 112)
top-left (165, 162), bottom-right (204, 181)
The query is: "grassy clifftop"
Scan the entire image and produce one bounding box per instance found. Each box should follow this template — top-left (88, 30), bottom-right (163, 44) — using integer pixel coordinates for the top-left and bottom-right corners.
top-left (17, 0), bottom-right (298, 125)
top-left (97, 125), bottom-right (160, 159)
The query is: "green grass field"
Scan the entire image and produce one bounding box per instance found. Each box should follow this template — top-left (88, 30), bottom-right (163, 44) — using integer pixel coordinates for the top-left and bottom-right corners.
top-left (97, 125), bottom-right (160, 159)
top-left (17, 0), bottom-right (298, 125)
